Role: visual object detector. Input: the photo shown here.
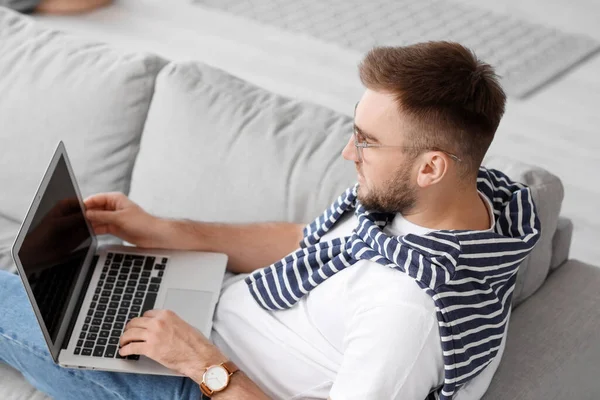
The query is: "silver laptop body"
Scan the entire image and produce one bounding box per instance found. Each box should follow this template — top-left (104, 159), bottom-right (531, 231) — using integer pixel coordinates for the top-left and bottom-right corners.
top-left (11, 141), bottom-right (227, 375)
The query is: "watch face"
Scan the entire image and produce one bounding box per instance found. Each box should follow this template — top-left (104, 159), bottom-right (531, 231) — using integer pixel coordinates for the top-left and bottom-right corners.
top-left (204, 365), bottom-right (229, 391)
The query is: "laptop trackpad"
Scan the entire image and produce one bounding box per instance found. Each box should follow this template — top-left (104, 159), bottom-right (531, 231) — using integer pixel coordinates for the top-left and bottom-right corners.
top-left (163, 289), bottom-right (214, 331)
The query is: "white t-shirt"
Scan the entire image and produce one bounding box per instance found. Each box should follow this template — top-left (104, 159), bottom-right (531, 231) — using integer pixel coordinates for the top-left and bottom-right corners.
top-left (211, 191), bottom-right (509, 399)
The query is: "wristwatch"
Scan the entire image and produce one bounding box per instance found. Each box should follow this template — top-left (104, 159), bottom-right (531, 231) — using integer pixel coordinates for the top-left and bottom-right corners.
top-left (199, 360), bottom-right (240, 397)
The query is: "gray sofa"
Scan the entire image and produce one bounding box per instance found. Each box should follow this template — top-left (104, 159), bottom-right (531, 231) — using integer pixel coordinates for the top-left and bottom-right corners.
top-left (1, 7), bottom-right (599, 400)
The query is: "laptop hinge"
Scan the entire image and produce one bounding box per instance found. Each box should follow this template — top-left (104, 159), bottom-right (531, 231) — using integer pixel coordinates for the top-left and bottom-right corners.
top-left (61, 254), bottom-right (99, 350)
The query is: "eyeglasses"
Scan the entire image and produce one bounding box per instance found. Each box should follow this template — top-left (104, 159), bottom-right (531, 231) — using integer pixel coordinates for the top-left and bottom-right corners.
top-left (352, 102), bottom-right (462, 164)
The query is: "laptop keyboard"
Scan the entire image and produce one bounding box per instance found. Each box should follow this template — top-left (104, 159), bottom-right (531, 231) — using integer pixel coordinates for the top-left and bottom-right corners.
top-left (74, 252), bottom-right (168, 360)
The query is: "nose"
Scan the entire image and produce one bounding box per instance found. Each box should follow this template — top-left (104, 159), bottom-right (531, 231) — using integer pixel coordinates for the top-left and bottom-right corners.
top-left (342, 135), bottom-right (359, 162)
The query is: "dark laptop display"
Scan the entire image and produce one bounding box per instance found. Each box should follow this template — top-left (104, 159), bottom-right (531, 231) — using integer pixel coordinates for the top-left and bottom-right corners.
top-left (17, 155), bottom-right (92, 343)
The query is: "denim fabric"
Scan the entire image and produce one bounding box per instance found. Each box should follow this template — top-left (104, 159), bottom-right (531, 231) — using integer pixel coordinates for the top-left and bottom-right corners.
top-left (0, 270), bottom-right (202, 400)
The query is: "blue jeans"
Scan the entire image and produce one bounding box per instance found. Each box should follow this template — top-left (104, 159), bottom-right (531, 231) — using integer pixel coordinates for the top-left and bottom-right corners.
top-left (0, 270), bottom-right (206, 400)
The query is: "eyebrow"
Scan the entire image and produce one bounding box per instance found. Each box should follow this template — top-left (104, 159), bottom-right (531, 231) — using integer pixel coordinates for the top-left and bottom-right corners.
top-left (353, 124), bottom-right (380, 143)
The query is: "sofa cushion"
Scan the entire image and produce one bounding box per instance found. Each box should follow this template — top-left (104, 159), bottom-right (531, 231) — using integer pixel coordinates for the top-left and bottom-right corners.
top-left (482, 259), bottom-right (600, 400)
top-left (0, 7), bottom-right (166, 271)
top-left (129, 61), bottom-right (566, 308)
top-left (481, 155), bottom-right (565, 306)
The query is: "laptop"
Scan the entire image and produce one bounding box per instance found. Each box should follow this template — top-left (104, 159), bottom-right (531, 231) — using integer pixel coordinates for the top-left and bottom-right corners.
top-left (11, 141), bottom-right (228, 375)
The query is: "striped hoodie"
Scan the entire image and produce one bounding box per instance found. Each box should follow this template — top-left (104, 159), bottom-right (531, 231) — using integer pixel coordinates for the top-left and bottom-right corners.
top-left (245, 166), bottom-right (541, 399)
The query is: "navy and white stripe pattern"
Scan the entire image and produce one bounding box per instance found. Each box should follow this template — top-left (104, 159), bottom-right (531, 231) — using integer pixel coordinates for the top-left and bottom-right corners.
top-left (245, 166), bottom-right (541, 400)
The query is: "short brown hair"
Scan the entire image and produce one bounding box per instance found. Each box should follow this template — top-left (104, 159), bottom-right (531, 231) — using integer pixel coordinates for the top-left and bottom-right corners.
top-left (358, 41), bottom-right (506, 183)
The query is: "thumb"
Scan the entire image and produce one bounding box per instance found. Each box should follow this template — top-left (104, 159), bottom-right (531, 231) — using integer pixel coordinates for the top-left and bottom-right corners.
top-left (86, 209), bottom-right (118, 225)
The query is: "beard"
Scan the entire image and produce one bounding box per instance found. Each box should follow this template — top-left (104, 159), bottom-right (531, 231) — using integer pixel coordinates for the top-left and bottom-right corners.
top-left (357, 160), bottom-right (418, 214)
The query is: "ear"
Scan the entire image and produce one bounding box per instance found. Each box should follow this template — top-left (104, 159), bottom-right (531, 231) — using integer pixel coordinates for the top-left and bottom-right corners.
top-left (415, 153), bottom-right (449, 188)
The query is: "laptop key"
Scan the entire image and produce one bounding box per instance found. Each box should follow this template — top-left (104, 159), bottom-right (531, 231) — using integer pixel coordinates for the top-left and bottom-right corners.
top-left (97, 338), bottom-right (108, 346)
top-left (100, 330), bottom-right (110, 338)
top-left (127, 355), bottom-right (140, 360)
top-left (90, 302), bottom-right (97, 310)
top-left (114, 322), bottom-right (124, 330)
top-left (133, 298), bottom-right (142, 305)
top-left (130, 273), bottom-right (140, 280)
top-left (92, 295), bottom-right (99, 302)
top-left (114, 288), bottom-right (123, 295)
top-left (158, 271), bottom-right (164, 278)
top-left (102, 323), bottom-right (112, 331)
top-left (105, 283), bottom-right (114, 290)
top-left (84, 341), bottom-right (95, 348)
top-left (135, 292), bottom-right (145, 298)
top-left (116, 315), bottom-right (126, 322)
top-left (111, 295), bottom-right (121, 301)
top-left (102, 266), bottom-right (108, 272)
top-left (97, 304), bottom-right (107, 311)
top-left (74, 347), bottom-right (81, 355)
top-left (141, 271), bottom-right (151, 278)
top-left (125, 287), bottom-right (135, 294)
top-left (93, 346), bottom-right (105, 357)
top-left (150, 277), bottom-right (162, 284)
top-left (87, 333), bottom-right (97, 341)
top-left (107, 253), bottom-right (114, 259)
top-left (104, 345), bottom-right (117, 358)
top-left (109, 337), bottom-right (120, 345)
top-left (122, 267), bottom-right (131, 274)
top-left (127, 280), bottom-right (136, 287)
top-left (79, 332), bottom-right (86, 339)
top-left (162, 258), bottom-right (168, 264)
top-left (138, 285), bottom-right (147, 291)
top-left (111, 330), bottom-right (121, 337)
top-left (116, 281), bottom-right (125, 288)
top-left (105, 316), bottom-right (114, 323)
top-left (123, 294), bottom-right (133, 301)
top-left (121, 301), bottom-right (131, 308)
top-left (102, 290), bottom-right (111, 297)
top-left (155, 264), bottom-right (165, 270)
top-left (118, 308), bottom-right (128, 315)
top-left (143, 257), bottom-right (155, 271)
top-left (119, 274), bottom-right (128, 281)
top-left (87, 309), bottom-right (94, 316)
top-left (148, 284), bottom-right (160, 293)
top-left (109, 302), bottom-right (119, 309)
top-left (104, 260), bottom-right (110, 266)
top-left (132, 266), bottom-right (141, 273)
top-left (94, 311), bottom-right (104, 319)
top-left (77, 340), bottom-right (83, 347)
top-left (82, 324), bottom-right (89, 331)
top-left (107, 276), bottom-right (116, 283)
top-left (99, 297), bottom-right (109, 304)
top-left (128, 313), bottom-right (138, 320)
top-left (114, 254), bottom-right (123, 263)
top-left (82, 348), bottom-right (92, 356)
top-left (139, 278), bottom-right (149, 284)
top-left (90, 326), bottom-right (99, 333)
top-left (108, 270), bottom-right (118, 277)
top-left (125, 255), bottom-right (133, 261)
top-left (107, 309), bottom-right (117, 316)
top-left (92, 318), bottom-right (102, 326)
top-left (100, 273), bottom-right (106, 280)
top-left (141, 293), bottom-right (157, 314)
top-left (95, 287), bottom-right (102, 294)
top-left (131, 305), bottom-right (140, 313)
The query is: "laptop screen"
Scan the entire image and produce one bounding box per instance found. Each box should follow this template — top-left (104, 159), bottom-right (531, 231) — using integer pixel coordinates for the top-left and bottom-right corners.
top-left (18, 155), bottom-right (93, 343)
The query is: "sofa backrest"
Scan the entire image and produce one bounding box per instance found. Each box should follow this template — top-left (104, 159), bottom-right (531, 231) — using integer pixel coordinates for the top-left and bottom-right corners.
top-left (0, 7), bottom-right (166, 270)
top-left (129, 61), bottom-right (567, 308)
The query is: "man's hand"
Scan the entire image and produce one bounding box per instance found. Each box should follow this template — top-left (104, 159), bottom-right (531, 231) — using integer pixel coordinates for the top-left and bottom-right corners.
top-left (119, 309), bottom-right (227, 380)
top-left (84, 192), bottom-right (166, 248)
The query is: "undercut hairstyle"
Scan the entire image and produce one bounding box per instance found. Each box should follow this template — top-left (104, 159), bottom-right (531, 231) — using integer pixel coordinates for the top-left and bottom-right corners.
top-left (358, 41), bottom-right (506, 184)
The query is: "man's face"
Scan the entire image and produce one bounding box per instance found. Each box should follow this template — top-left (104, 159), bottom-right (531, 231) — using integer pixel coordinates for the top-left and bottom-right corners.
top-left (342, 90), bottom-right (419, 214)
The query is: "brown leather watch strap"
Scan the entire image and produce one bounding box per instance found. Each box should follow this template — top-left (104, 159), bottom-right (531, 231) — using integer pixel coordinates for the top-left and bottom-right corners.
top-left (222, 360), bottom-right (239, 376)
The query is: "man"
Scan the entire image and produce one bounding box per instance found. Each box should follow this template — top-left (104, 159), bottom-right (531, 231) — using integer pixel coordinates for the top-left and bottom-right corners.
top-left (0, 42), bottom-right (540, 399)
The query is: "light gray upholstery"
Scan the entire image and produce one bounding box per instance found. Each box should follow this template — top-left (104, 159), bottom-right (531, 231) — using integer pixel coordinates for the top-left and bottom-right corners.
top-left (0, 7), bottom-right (166, 272)
top-left (130, 61), bottom-right (566, 309)
top-left (482, 259), bottom-right (600, 400)
top-left (481, 155), bottom-right (565, 307)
